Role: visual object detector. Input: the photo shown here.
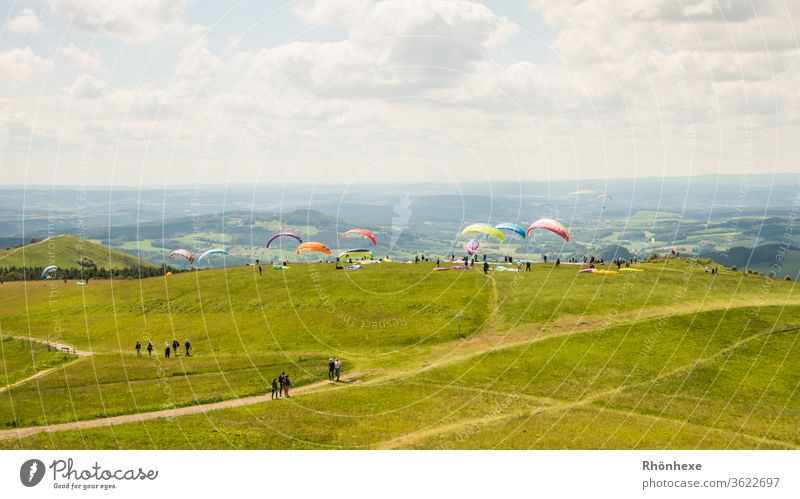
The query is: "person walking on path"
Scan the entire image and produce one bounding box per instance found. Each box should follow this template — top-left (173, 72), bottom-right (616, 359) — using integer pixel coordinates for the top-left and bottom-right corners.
top-left (271, 378), bottom-right (279, 400)
top-left (164, 342), bottom-right (171, 358)
top-left (146, 341), bottom-right (153, 357)
top-left (327, 358), bottom-right (335, 381)
top-left (334, 358), bottom-right (342, 381)
top-left (278, 372), bottom-right (285, 394)
top-left (135, 341), bottom-right (141, 357)
top-left (184, 339), bottom-right (191, 357)
top-left (172, 339), bottom-right (180, 357)
top-left (283, 375), bottom-right (291, 398)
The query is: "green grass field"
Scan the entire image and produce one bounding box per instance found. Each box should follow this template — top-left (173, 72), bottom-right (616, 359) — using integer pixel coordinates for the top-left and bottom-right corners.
top-left (0, 258), bottom-right (798, 449)
top-left (0, 235), bottom-right (154, 270)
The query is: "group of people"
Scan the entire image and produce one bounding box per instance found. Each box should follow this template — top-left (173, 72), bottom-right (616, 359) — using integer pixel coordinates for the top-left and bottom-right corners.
top-left (135, 338), bottom-right (191, 358)
top-left (327, 357), bottom-right (343, 381)
top-left (270, 372), bottom-right (292, 399)
top-left (704, 266), bottom-right (720, 275)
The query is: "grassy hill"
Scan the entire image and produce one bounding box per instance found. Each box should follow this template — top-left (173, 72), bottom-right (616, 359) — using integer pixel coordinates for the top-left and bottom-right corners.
top-left (0, 234), bottom-right (155, 270)
top-left (700, 244), bottom-right (800, 279)
top-left (0, 258), bottom-right (798, 449)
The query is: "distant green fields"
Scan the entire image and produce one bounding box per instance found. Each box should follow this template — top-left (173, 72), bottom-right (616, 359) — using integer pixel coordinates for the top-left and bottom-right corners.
top-left (0, 235), bottom-right (154, 270)
top-left (1, 259), bottom-right (798, 449)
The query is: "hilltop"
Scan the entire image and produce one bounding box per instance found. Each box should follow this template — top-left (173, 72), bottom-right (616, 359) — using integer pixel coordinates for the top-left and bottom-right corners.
top-left (0, 259), bottom-right (798, 449)
top-left (0, 234), bottom-right (155, 270)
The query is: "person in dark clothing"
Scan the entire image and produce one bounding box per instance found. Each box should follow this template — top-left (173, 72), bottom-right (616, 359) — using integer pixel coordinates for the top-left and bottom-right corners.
top-left (271, 378), bottom-right (279, 400)
top-left (184, 339), bottom-right (191, 357)
top-left (278, 372), bottom-right (285, 394)
top-left (283, 375), bottom-right (291, 397)
top-left (256, 259), bottom-right (260, 266)
top-left (172, 339), bottom-right (179, 356)
top-left (555, 258), bottom-right (560, 267)
top-left (258, 265), bottom-right (262, 276)
top-left (436, 258), bottom-right (440, 267)
top-left (543, 255), bottom-right (547, 264)
top-left (135, 341), bottom-right (141, 357)
top-left (525, 261), bottom-right (531, 271)
top-left (616, 259), bottom-right (621, 270)
top-left (146, 341), bottom-right (153, 357)
top-left (483, 261), bottom-right (489, 274)
top-left (327, 358), bottom-right (335, 381)
top-left (164, 342), bottom-right (171, 358)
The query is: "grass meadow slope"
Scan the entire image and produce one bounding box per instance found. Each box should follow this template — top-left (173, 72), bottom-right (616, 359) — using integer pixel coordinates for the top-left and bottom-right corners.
top-left (0, 259), bottom-right (798, 449)
top-left (0, 234), bottom-right (155, 270)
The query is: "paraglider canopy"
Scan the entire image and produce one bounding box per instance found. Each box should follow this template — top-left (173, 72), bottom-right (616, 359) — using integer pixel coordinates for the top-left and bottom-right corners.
top-left (495, 223), bottom-right (526, 239)
top-left (597, 192), bottom-right (614, 201)
top-left (526, 218), bottom-right (570, 242)
top-left (168, 249), bottom-right (194, 264)
top-left (337, 248), bottom-right (373, 261)
top-left (42, 265), bottom-right (59, 279)
top-left (266, 232), bottom-right (302, 248)
top-left (197, 248), bottom-right (229, 263)
top-left (296, 242), bottom-right (331, 255)
top-left (462, 223), bottom-right (505, 242)
top-left (340, 229), bottom-right (377, 246)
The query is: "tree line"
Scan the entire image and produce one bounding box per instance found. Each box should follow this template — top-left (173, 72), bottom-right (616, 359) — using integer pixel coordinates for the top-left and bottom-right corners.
top-left (0, 264), bottom-right (188, 282)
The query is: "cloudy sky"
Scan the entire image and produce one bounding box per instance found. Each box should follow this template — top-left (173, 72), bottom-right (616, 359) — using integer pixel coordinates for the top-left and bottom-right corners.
top-left (0, 0), bottom-right (797, 186)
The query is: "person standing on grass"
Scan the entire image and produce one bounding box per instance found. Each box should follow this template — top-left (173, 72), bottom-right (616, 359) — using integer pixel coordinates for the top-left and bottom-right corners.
top-left (555, 258), bottom-right (560, 268)
top-left (283, 374), bottom-right (291, 397)
top-left (525, 261), bottom-right (531, 272)
top-left (483, 260), bottom-right (489, 274)
top-left (164, 341), bottom-right (171, 358)
top-left (147, 341), bottom-right (153, 357)
top-left (278, 372), bottom-right (285, 394)
top-left (135, 341), bottom-right (141, 357)
top-left (172, 338), bottom-right (180, 357)
top-left (184, 338), bottom-right (191, 357)
top-left (271, 378), bottom-right (279, 400)
top-left (334, 358), bottom-right (342, 381)
top-left (327, 358), bottom-right (335, 380)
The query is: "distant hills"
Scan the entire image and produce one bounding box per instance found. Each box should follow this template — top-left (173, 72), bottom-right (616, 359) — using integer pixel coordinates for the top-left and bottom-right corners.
top-left (700, 244), bottom-right (799, 279)
top-left (0, 235), bottom-right (155, 270)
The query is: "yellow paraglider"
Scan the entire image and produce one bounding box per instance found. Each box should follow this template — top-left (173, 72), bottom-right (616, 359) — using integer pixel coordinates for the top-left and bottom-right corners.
top-left (461, 223), bottom-right (505, 242)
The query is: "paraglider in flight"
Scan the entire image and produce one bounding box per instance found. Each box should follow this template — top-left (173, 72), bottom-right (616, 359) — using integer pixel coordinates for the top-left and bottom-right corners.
top-left (340, 229), bottom-right (377, 246)
top-left (597, 192), bottom-right (614, 201)
top-left (466, 239), bottom-right (480, 255)
top-left (168, 249), bottom-right (194, 264)
top-left (494, 223), bottom-right (527, 239)
top-left (266, 232), bottom-right (302, 248)
top-left (296, 242), bottom-right (331, 255)
top-left (42, 265), bottom-right (59, 279)
top-left (526, 218), bottom-right (571, 242)
top-left (462, 223), bottom-right (505, 242)
top-left (197, 248), bottom-right (229, 263)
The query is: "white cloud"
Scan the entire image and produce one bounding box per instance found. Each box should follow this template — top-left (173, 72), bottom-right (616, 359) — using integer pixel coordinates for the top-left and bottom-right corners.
top-left (50, 0), bottom-right (204, 44)
top-left (69, 75), bottom-right (105, 99)
top-left (8, 8), bottom-right (44, 35)
top-left (0, 48), bottom-right (52, 82)
top-left (57, 44), bottom-right (107, 74)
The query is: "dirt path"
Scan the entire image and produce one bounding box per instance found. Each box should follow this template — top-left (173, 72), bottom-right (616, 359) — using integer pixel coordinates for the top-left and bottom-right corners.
top-left (0, 358), bottom-right (86, 395)
top-left (2, 334), bottom-right (91, 356)
top-left (0, 376), bottom-right (357, 442)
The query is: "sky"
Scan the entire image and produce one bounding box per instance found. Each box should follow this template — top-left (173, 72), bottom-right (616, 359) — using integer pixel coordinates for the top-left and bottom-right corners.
top-left (0, 0), bottom-right (797, 186)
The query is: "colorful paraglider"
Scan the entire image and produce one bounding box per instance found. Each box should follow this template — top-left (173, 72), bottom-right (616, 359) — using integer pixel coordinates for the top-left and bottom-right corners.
top-left (340, 229), bottom-right (377, 246)
top-left (197, 249), bottom-right (229, 263)
top-left (42, 265), bottom-right (59, 279)
top-left (337, 248), bottom-right (373, 261)
top-left (495, 223), bottom-right (526, 239)
top-left (168, 249), bottom-right (194, 264)
top-left (296, 242), bottom-right (331, 255)
top-left (526, 219), bottom-right (570, 242)
top-left (266, 232), bottom-right (302, 248)
top-left (462, 223), bottom-right (505, 242)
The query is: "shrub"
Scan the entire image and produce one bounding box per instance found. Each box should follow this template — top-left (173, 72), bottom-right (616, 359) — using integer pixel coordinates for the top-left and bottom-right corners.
top-left (731, 266), bottom-right (737, 272)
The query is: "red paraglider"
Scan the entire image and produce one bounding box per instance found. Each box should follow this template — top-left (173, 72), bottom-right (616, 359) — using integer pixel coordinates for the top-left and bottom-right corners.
top-left (168, 249), bottom-right (194, 264)
top-left (526, 218), bottom-right (571, 242)
top-left (340, 228), bottom-right (377, 246)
